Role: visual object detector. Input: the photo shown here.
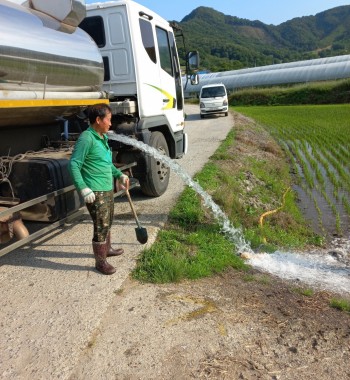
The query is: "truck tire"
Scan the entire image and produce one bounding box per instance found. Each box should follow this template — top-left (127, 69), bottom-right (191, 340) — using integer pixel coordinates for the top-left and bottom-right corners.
top-left (140, 131), bottom-right (170, 197)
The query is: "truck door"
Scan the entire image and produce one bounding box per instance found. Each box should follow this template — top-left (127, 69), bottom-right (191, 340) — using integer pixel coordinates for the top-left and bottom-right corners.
top-left (155, 26), bottom-right (184, 134)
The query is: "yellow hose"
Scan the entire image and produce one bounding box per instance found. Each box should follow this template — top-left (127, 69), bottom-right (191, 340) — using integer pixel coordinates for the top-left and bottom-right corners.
top-left (259, 187), bottom-right (290, 243)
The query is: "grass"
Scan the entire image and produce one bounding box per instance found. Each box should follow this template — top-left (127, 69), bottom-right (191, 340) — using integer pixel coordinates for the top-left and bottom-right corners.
top-left (292, 287), bottom-right (314, 297)
top-left (243, 274), bottom-right (271, 284)
top-left (132, 190), bottom-right (247, 283)
top-left (330, 298), bottom-right (350, 313)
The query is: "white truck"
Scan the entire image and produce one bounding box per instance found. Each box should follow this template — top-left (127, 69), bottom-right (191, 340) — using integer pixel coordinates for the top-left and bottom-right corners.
top-left (0, 0), bottom-right (199, 253)
top-left (199, 83), bottom-right (228, 118)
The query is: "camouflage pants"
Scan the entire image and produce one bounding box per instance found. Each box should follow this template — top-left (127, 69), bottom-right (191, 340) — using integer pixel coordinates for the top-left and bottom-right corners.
top-left (86, 190), bottom-right (114, 242)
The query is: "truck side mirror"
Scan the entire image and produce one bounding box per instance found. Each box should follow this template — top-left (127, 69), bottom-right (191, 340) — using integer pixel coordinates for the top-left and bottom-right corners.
top-left (186, 51), bottom-right (199, 70)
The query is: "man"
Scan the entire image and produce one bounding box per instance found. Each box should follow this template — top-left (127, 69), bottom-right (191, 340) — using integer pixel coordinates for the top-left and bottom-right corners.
top-left (69, 103), bottom-right (129, 275)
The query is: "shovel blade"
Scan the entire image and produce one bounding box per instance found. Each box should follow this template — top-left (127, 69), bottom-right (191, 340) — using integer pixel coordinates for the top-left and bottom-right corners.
top-left (135, 226), bottom-right (148, 244)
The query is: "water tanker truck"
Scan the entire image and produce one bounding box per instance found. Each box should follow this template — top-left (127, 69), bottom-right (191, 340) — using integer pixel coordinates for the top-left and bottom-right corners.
top-left (0, 0), bottom-right (199, 253)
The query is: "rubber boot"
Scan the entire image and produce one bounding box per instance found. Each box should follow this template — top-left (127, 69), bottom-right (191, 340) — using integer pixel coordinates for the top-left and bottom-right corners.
top-left (106, 231), bottom-right (124, 257)
top-left (92, 241), bottom-right (116, 275)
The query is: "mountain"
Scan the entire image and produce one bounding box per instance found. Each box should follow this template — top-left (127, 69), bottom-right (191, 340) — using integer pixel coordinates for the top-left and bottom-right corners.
top-left (175, 5), bottom-right (350, 72)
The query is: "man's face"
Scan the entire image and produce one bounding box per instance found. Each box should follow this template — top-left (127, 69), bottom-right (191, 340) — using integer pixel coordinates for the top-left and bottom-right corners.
top-left (95, 111), bottom-right (112, 135)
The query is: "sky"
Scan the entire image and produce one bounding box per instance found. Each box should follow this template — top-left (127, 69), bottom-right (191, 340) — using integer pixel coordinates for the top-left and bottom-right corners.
top-left (7, 0), bottom-right (349, 25)
top-left (84, 0), bottom-right (349, 25)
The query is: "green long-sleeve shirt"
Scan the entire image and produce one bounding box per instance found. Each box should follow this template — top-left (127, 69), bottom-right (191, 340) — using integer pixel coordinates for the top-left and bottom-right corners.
top-left (69, 127), bottom-right (122, 192)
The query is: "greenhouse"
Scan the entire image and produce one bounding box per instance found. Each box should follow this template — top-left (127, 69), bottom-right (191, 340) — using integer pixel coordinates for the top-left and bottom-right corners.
top-left (184, 54), bottom-right (350, 97)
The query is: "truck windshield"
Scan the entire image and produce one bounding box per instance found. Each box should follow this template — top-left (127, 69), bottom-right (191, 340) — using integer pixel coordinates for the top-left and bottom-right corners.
top-left (201, 87), bottom-right (225, 98)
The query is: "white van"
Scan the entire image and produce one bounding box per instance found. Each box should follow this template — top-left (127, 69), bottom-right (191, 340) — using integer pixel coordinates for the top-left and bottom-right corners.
top-left (199, 83), bottom-right (228, 118)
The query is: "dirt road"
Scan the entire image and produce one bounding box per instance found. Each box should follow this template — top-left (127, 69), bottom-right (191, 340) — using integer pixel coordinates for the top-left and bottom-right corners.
top-left (1, 105), bottom-right (349, 380)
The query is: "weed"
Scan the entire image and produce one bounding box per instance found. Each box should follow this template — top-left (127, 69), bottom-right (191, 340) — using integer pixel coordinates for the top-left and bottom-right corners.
top-left (243, 274), bottom-right (271, 284)
top-left (257, 275), bottom-right (271, 285)
top-left (330, 298), bottom-right (350, 313)
top-left (243, 274), bottom-right (255, 282)
top-left (292, 287), bottom-right (314, 297)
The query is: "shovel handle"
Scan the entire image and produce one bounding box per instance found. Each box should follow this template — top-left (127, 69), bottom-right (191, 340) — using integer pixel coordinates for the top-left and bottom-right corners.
top-left (125, 189), bottom-right (142, 228)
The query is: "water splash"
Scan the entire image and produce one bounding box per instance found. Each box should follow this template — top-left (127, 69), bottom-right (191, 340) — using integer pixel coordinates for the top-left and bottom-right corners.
top-left (108, 132), bottom-right (253, 254)
top-left (249, 248), bottom-right (350, 294)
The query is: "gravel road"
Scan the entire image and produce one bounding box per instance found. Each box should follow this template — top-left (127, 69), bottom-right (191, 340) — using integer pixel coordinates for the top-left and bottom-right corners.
top-left (0, 104), bottom-right (234, 379)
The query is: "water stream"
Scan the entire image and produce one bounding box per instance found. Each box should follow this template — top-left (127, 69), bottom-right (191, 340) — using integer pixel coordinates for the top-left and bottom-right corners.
top-left (108, 132), bottom-right (350, 295)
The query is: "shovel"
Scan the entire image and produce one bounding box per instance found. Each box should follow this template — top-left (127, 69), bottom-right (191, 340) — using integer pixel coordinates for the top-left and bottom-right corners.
top-left (125, 189), bottom-right (148, 244)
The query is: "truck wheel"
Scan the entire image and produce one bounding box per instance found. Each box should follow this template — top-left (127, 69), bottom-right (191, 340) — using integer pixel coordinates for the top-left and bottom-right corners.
top-left (140, 132), bottom-right (170, 197)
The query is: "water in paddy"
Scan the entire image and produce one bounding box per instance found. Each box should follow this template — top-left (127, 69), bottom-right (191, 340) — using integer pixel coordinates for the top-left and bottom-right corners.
top-left (108, 132), bottom-right (350, 295)
top-left (282, 139), bottom-right (350, 238)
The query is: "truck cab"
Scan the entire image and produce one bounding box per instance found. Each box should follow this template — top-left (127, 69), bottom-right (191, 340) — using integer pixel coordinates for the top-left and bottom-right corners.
top-left (80, 1), bottom-right (198, 196)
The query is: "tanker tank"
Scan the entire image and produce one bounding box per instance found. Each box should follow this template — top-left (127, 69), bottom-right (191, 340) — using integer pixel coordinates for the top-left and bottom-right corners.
top-left (0, 0), bottom-right (105, 127)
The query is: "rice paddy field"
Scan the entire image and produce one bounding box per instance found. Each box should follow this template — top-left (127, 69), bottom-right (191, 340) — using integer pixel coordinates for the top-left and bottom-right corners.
top-left (235, 104), bottom-right (350, 239)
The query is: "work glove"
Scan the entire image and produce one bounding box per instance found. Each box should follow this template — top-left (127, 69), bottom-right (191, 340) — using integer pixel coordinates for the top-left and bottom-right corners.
top-left (116, 174), bottom-right (129, 191)
top-left (80, 188), bottom-right (95, 204)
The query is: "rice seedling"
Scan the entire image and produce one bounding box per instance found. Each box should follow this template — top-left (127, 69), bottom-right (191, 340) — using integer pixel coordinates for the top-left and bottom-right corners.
top-left (342, 196), bottom-right (350, 218)
top-left (235, 104), bottom-right (350, 237)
